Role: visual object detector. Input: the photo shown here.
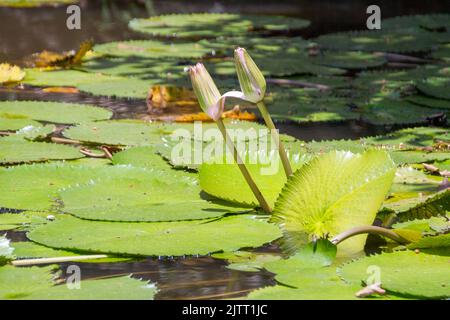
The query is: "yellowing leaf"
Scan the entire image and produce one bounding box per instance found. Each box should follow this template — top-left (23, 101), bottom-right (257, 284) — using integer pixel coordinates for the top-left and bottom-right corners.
top-left (0, 63), bottom-right (25, 84)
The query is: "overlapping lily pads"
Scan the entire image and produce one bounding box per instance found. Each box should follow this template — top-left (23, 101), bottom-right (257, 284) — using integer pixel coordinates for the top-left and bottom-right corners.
top-left (0, 136), bottom-right (82, 164)
top-left (0, 265), bottom-right (157, 300)
top-left (339, 250), bottom-right (450, 299)
top-left (0, 100), bottom-right (112, 124)
top-left (128, 13), bottom-right (310, 38)
top-left (28, 214), bottom-right (282, 256)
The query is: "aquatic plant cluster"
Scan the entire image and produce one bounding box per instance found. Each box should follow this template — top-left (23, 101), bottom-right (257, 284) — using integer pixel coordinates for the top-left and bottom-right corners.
top-left (0, 11), bottom-right (449, 300)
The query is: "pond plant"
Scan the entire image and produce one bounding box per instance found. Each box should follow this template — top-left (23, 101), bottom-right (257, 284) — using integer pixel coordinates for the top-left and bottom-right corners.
top-left (0, 8), bottom-right (449, 300)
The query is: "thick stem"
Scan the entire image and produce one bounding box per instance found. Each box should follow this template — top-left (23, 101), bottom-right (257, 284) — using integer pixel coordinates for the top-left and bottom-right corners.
top-left (331, 225), bottom-right (410, 245)
top-left (216, 119), bottom-right (272, 213)
top-left (11, 255), bottom-right (108, 266)
top-left (256, 101), bottom-right (293, 177)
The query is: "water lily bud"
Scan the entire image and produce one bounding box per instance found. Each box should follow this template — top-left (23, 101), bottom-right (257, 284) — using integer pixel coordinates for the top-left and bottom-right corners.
top-left (234, 47), bottom-right (266, 103)
top-left (189, 63), bottom-right (223, 121)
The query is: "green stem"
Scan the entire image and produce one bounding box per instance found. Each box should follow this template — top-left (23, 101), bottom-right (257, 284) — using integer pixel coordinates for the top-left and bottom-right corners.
top-left (256, 101), bottom-right (293, 177)
top-left (216, 119), bottom-right (272, 213)
top-left (331, 226), bottom-right (410, 245)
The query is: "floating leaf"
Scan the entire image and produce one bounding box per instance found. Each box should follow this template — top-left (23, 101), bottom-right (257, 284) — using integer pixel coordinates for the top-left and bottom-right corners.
top-left (199, 152), bottom-right (308, 208)
top-left (0, 136), bottom-right (82, 164)
top-left (406, 95), bottom-right (450, 109)
top-left (0, 117), bottom-right (40, 131)
top-left (111, 146), bottom-right (172, 171)
top-left (316, 30), bottom-right (437, 53)
top-left (28, 214), bottom-right (282, 257)
top-left (417, 77), bottom-right (450, 100)
top-left (0, 101), bottom-right (112, 124)
top-left (339, 250), bottom-right (450, 299)
top-left (77, 77), bottom-right (152, 99)
top-left (311, 51), bottom-right (386, 69)
top-left (271, 150), bottom-right (396, 255)
top-left (129, 13), bottom-right (310, 38)
top-left (93, 40), bottom-right (210, 59)
top-left (0, 163), bottom-right (129, 211)
top-left (0, 265), bottom-right (157, 300)
top-left (59, 171), bottom-right (250, 222)
top-left (63, 121), bottom-right (166, 146)
top-left (383, 189), bottom-right (450, 223)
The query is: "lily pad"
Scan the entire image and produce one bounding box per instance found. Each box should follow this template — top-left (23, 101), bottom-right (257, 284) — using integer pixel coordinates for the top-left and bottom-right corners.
top-left (271, 150), bottom-right (396, 256)
top-left (93, 40), bottom-right (210, 59)
top-left (199, 152), bottom-right (308, 208)
top-left (339, 250), bottom-right (450, 299)
top-left (316, 30), bottom-right (437, 53)
top-left (28, 214), bottom-right (282, 257)
top-left (59, 171), bottom-right (250, 222)
top-left (63, 121), bottom-right (166, 146)
top-left (128, 13), bottom-right (310, 38)
top-left (417, 77), bottom-right (450, 100)
top-left (311, 51), bottom-right (387, 69)
top-left (0, 163), bottom-right (130, 211)
top-left (0, 265), bottom-right (157, 300)
top-left (0, 117), bottom-right (41, 131)
top-left (0, 100), bottom-right (112, 124)
top-left (76, 77), bottom-right (152, 99)
top-left (111, 146), bottom-right (172, 171)
top-left (0, 136), bottom-right (82, 164)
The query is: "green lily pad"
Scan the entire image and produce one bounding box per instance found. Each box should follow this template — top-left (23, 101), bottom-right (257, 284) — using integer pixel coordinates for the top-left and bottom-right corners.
top-left (26, 275), bottom-right (158, 300)
top-left (362, 99), bottom-right (446, 125)
top-left (0, 236), bottom-right (14, 265)
top-left (0, 163), bottom-right (132, 211)
top-left (199, 152), bottom-right (308, 208)
top-left (407, 233), bottom-right (450, 252)
top-left (59, 170), bottom-right (250, 222)
top-left (0, 100), bottom-right (112, 124)
top-left (0, 265), bottom-right (157, 300)
top-left (417, 77), bottom-right (450, 100)
top-left (111, 146), bottom-right (172, 171)
top-left (311, 51), bottom-right (387, 69)
top-left (63, 121), bottom-right (166, 146)
top-left (392, 216), bottom-right (449, 234)
top-left (432, 44), bottom-right (450, 62)
top-left (93, 40), bottom-right (210, 59)
top-left (382, 14), bottom-right (450, 32)
top-left (76, 77), bottom-right (152, 99)
top-left (0, 117), bottom-right (41, 131)
top-left (128, 13), bottom-right (310, 38)
top-left (28, 214), bottom-right (282, 257)
top-left (383, 189), bottom-right (450, 223)
top-left (316, 30), bottom-right (437, 53)
top-left (339, 250), bottom-right (450, 299)
top-left (271, 150), bottom-right (396, 256)
top-left (406, 95), bottom-right (450, 109)
top-left (247, 283), bottom-right (361, 300)
top-left (22, 68), bottom-right (116, 87)
top-left (0, 265), bottom-right (55, 299)
top-left (0, 136), bottom-right (83, 164)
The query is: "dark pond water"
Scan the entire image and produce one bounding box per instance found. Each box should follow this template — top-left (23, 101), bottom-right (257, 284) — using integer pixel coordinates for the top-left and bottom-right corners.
top-left (1, 0), bottom-right (449, 300)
